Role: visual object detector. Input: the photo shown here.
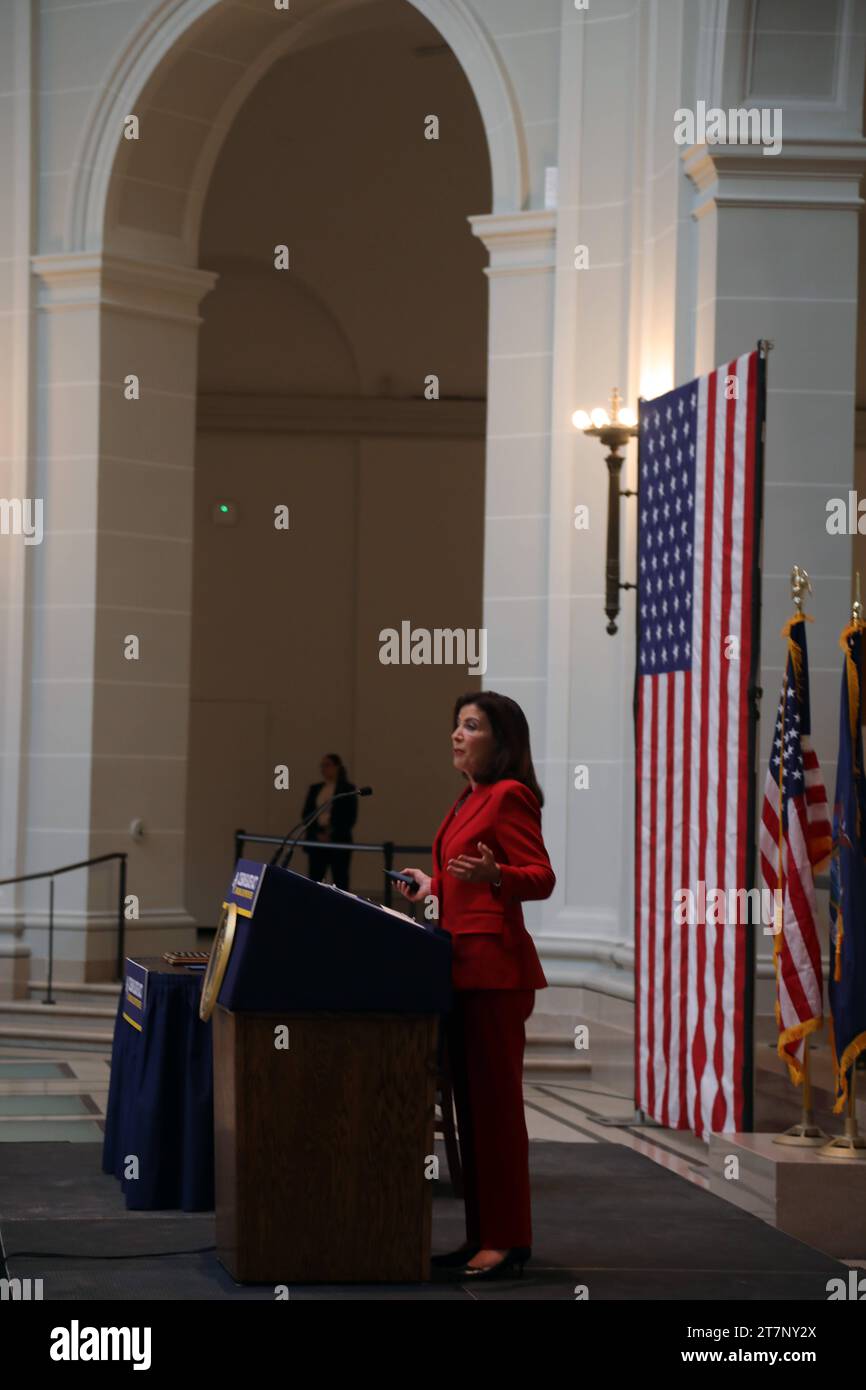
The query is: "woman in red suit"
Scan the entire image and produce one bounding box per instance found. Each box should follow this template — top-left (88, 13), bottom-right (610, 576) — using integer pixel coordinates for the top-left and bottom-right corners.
top-left (398, 690), bottom-right (555, 1281)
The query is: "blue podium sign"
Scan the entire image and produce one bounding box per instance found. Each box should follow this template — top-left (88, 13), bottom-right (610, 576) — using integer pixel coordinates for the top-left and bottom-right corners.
top-left (223, 858), bottom-right (266, 918)
top-left (122, 958), bottom-right (149, 1032)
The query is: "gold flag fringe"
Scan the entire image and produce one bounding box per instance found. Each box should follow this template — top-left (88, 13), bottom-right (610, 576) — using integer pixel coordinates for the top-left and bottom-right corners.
top-left (828, 1012), bottom-right (866, 1114)
top-left (828, 616), bottom-right (866, 1110)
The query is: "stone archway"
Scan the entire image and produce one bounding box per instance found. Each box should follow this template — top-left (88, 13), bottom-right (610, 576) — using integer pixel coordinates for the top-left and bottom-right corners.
top-left (18, 0), bottom-right (539, 979)
top-left (71, 0), bottom-right (528, 262)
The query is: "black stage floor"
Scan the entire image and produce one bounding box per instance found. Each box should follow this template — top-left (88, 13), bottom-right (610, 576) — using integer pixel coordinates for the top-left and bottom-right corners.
top-left (0, 1140), bottom-right (847, 1300)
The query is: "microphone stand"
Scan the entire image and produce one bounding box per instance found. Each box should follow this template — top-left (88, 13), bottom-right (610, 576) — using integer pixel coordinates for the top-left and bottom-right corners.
top-left (270, 788), bottom-right (365, 870)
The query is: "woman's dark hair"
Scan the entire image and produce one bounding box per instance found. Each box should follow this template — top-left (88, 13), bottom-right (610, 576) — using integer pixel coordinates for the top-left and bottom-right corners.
top-left (323, 753), bottom-right (350, 788)
top-left (451, 691), bottom-right (544, 807)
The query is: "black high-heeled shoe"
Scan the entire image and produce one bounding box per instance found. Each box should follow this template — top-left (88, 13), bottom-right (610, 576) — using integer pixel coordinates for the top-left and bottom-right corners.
top-left (462, 1246), bottom-right (531, 1280)
top-left (431, 1243), bottom-right (481, 1268)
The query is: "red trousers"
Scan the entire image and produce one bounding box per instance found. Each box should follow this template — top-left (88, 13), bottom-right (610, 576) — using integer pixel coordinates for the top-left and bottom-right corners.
top-left (445, 988), bottom-right (535, 1249)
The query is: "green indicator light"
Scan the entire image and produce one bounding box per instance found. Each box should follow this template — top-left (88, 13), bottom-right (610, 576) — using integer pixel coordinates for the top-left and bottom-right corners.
top-left (220, 504), bottom-right (229, 513)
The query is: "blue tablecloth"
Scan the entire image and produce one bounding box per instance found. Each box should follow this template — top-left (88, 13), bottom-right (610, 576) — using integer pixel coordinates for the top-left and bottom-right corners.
top-left (102, 958), bottom-right (214, 1211)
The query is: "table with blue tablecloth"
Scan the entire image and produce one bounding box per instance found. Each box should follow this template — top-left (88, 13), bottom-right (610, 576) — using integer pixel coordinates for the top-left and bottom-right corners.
top-left (102, 956), bottom-right (214, 1211)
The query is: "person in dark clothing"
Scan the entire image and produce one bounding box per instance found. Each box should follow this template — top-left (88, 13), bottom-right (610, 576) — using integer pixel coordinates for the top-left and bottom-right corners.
top-left (301, 753), bottom-right (358, 890)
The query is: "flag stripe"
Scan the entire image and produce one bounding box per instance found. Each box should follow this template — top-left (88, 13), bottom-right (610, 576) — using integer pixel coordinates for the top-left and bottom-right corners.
top-left (733, 351), bottom-right (758, 1128)
top-left (636, 350), bottom-right (761, 1138)
top-left (661, 674), bottom-right (675, 1124)
top-left (711, 366), bottom-right (736, 1132)
top-left (634, 681), bottom-right (645, 1112)
top-left (686, 372), bottom-right (707, 1132)
top-left (648, 681), bottom-right (660, 1114)
top-left (677, 668), bottom-right (691, 1127)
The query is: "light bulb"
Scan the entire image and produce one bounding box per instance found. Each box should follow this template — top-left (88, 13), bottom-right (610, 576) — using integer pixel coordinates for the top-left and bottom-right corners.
top-left (618, 407), bottom-right (637, 427)
top-left (590, 407), bottom-right (610, 428)
top-left (572, 409), bottom-right (591, 430)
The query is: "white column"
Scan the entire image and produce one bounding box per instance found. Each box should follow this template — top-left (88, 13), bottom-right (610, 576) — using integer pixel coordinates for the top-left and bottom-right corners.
top-left (469, 209), bottom-right (556, 755)
top-left (0, 0), bottom-right (37, 997)
top-left (532, 0), bottom-right (643, 1005)
top-left (7, 252), bottom-right (216, 984)
top-left (468, 207), bottom-right (556, 829)
top-left (683, 140), bottom-right (866, 1015)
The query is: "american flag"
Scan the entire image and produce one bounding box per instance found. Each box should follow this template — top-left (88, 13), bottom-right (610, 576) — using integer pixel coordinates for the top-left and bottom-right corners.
top-left (758, 614), bottom-right (831, 1084)
top-left (635, 349), bottom-right (762, 1139)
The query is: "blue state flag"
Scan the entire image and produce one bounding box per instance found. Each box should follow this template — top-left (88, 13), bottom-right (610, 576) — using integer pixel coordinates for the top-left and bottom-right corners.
top-left (828, 620), bottom-right (866, 1111)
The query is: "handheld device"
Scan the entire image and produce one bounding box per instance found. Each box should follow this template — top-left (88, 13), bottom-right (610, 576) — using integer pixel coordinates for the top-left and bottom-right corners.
top-left (385, 870), bottom-right (420, 893)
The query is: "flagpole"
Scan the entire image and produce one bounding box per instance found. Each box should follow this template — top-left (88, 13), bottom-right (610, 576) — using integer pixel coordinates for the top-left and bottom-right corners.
top-left (819, 1061), bottom-right (866, 1158)
top-left (600, 394), bottom-right (661, 1128)
top-left (630, 394), bottom-right (650, 1126)
top-left (773, 1043), bottom-right (826, 1145)
top-left (818, 578), bottom-right (866, 1158)
top-left (773, 566), bottom-right (828, 1146)
top-left (742, 339), bottom-right (772, 1133)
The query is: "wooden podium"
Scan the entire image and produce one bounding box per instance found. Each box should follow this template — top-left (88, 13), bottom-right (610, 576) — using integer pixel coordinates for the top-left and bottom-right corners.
top-left (214, 1008), bottom-right (438, 1282)
top-left (207, 861), bottom-right (452, 1284)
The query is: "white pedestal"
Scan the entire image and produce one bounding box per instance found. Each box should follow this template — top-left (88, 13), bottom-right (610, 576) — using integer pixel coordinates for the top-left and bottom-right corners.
top-left (707, 1132), bottom-right (866, 1259)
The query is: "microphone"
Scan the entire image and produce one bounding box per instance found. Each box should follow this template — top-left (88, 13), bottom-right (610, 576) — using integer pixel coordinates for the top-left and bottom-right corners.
top-left (270, 787), bottom-right (373, 870)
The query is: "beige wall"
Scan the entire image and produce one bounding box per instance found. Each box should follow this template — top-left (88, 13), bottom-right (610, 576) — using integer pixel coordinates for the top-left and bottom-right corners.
top-left (186, 20), bottom-right (489, 922)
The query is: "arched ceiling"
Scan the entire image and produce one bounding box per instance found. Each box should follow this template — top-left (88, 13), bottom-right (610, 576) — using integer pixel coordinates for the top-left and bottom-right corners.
top-left (78, 0), bottom-right (524, 264)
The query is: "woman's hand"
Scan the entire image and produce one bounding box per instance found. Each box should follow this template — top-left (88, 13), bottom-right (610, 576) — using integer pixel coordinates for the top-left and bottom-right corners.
top-left (397, 868), bottom-right (432, 900)
top-left (446, 841), bottom-right (501, 884)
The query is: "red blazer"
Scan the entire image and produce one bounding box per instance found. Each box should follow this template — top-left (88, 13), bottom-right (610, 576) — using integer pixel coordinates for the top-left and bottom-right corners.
top-left (431, 778), bottom-right (554, 991)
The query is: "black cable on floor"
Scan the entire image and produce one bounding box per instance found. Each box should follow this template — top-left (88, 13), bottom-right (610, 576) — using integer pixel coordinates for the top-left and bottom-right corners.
top-left (5, 1246), bottom-right (216, 1260)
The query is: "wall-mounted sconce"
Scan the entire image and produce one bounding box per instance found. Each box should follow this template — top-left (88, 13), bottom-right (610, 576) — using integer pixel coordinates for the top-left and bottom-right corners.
top-left (572, 387), bottom-right (639, 635)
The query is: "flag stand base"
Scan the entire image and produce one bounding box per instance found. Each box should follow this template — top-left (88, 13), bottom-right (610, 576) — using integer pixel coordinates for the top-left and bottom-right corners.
top-left (817, 1121), bottom-right (866, 1160)
top-left (773, 1050), bottom-right (827, 1144)
top-left (818, 1071), bottom-right (866, 1160)
top-left (773, 1116), bottom-right (827, 1147)
top-left (592, 1108), bottom-right (664, 1129)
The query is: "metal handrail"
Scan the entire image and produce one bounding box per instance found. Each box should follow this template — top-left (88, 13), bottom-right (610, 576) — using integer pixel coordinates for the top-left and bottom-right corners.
top-left (0, 845), bottom-right (835, 1001)
top-left (234, 830), bottom-right (431, 907)
top-left (0, 852), bottom-right (128, 1001)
